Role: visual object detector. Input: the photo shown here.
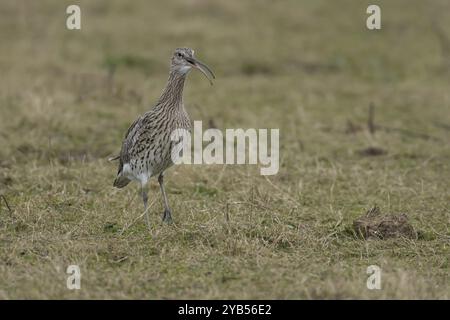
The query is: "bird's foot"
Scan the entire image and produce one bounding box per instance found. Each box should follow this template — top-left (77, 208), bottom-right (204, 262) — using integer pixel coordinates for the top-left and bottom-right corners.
top-left (162, 209), bottom-right (173, 224)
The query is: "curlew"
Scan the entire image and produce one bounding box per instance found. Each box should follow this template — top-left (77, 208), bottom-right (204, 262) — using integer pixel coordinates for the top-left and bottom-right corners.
top-left (110, 48), bottom-right (214, 229)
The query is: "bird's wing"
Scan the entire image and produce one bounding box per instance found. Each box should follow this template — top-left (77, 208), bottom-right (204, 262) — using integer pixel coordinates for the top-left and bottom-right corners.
top-left (116, 116), bottom-right (143, 174)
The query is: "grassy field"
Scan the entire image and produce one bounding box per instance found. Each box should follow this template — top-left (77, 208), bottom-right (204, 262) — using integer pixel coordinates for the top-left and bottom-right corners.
top-left (0, 0), bottom-right (449, 299)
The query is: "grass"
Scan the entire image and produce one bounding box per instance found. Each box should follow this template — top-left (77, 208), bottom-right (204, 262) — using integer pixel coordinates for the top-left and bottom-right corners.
top-left (0, 0), bottom-right (449, 299)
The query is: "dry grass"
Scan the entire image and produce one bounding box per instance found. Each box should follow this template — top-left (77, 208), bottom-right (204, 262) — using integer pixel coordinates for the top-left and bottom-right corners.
top-left (0, 0), bottom-right (449, 299)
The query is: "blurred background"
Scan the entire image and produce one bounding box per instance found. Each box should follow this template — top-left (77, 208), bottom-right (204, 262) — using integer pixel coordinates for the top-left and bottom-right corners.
top-left (0, 0), bottom-right (449, 299)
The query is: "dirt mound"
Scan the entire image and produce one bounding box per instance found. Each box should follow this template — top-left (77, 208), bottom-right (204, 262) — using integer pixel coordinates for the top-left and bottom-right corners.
top-left (353, 206), bottom-right (417, 239)
top-left (358, 147), bottom-right (387, 156)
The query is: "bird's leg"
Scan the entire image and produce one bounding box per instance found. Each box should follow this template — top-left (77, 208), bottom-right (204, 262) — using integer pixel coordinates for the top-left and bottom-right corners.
top-left (141, 184), bottom-right (151, 230)
top-left (158, 173), bottom-right (172, 224)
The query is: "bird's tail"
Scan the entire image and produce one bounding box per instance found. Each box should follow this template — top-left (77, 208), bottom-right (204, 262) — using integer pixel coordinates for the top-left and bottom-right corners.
top-left (113, 175), bottom-right (131, 188)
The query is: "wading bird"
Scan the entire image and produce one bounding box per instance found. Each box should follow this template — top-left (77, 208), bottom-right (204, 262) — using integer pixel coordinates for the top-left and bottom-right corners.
top-left (110, 48), bottom-right (214, 229)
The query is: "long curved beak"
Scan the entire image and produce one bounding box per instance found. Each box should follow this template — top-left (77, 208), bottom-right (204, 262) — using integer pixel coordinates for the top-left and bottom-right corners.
top-left (186, 57), bottom-right (215, 85)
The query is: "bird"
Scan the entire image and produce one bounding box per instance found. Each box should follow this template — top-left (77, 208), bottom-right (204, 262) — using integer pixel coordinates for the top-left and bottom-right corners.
top-left (110, 48), bottom-right (215, 230)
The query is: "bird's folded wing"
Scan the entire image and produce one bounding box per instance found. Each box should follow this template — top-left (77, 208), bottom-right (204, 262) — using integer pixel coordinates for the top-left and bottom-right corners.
top-left (120, 116), bottom-right (145, 163)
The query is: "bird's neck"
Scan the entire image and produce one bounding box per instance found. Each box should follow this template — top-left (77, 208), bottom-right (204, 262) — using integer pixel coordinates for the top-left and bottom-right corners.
top-left (157, 70), bottom-right (187, 108)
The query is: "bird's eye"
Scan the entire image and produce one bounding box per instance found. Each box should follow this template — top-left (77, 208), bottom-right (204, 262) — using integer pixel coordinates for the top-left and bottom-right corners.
top-left (177, 53), bottom-right (183, 58)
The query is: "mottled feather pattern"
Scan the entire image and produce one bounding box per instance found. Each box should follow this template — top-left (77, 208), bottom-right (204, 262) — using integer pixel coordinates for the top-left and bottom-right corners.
top-left (112, 47), bottom-right (213, 229)
top-left (114, 71), bottom-right (191, 187)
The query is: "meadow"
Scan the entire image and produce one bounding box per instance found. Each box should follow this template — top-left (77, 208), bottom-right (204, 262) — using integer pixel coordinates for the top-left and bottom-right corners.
top-left (0, 0), bottom-right (449, 299)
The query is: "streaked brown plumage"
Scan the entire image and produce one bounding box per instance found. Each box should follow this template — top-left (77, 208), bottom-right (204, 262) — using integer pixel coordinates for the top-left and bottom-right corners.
top-left (111, 48), bottom-right (214, 229)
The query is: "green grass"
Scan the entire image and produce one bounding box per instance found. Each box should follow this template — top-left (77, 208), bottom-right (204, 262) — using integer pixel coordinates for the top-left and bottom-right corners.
top-left (0, 0), bottom-right (449, 299)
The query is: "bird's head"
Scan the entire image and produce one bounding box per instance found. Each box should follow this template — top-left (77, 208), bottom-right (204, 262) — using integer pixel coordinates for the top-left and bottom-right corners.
top-left (171, 48), bottom-right (215, 85)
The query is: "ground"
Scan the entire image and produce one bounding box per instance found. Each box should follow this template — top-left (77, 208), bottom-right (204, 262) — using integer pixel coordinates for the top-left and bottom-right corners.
top-left (0, 0), bottom-right (449, 299)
